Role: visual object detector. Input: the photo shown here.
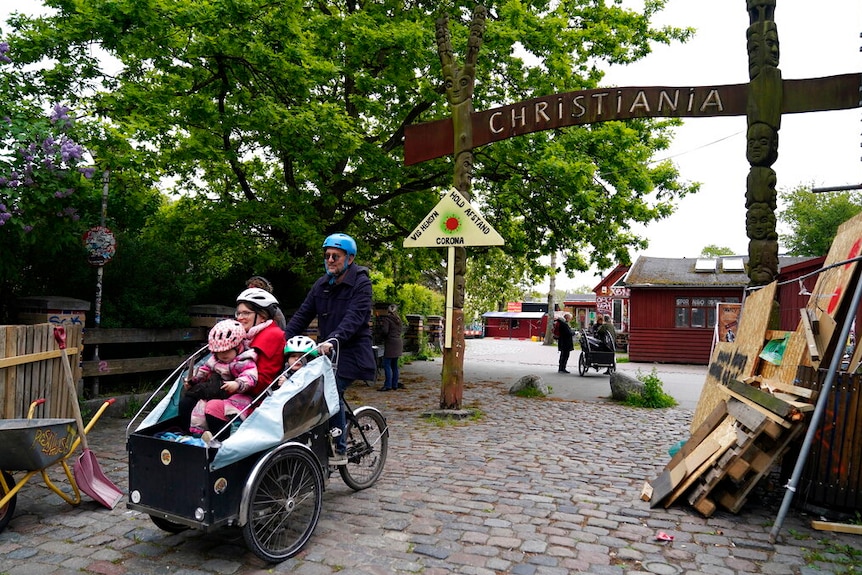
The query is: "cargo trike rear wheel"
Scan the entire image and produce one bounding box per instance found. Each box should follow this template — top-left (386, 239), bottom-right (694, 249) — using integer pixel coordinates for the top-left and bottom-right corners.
top-left (242, 444), bottom-right (323, 562)
top-left (149, 514), bottom-right (189, 534)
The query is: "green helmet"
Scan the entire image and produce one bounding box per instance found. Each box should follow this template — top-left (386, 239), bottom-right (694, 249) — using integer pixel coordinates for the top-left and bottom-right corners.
top-left (284, 335), bottom-right (318, 357)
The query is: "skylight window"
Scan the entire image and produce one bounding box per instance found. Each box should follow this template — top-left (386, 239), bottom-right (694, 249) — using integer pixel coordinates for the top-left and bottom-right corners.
top-left (722, 258), bottom-right (745, 272)
top-left (695, 258), bottom-right (717, 272)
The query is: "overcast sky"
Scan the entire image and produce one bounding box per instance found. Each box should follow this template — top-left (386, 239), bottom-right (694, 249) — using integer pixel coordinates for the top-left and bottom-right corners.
top-left (584, 0), bottom-right (862, 289)
top-left (3, 1), bottom-right (861, 292)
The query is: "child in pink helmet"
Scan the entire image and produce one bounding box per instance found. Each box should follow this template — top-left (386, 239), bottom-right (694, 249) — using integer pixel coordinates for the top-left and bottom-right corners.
top-left (180, 319), bottom-right (258, 437)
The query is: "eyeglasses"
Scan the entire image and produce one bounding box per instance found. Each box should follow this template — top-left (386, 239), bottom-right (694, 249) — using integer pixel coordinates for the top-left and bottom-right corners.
top-left (324, 252), bottom-right (343, 261)
top-left (235, 310), bottom-right (255, 318)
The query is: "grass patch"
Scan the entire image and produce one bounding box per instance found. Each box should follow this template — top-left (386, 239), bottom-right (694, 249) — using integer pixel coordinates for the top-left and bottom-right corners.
top-left (804, 540), bottom-right (862, 574)
top-left (624, 368), bottom-right (678, 408)
top-left (421, 408), bottom-right (484, 426)
top-left (513, 385), bottom-right (552, 398)
top-left (122, 394), bottom-right (145, 419)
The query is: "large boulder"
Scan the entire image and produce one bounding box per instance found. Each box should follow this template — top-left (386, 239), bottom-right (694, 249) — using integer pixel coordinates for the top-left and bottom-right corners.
top-left (609, 372), bottom-right (645, 401)
top-left (509, 374), bottom-right (549, 396)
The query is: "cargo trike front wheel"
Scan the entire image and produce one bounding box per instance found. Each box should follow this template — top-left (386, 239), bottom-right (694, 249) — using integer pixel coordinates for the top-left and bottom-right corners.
top-left (241, 443), bottom-right (323, 562)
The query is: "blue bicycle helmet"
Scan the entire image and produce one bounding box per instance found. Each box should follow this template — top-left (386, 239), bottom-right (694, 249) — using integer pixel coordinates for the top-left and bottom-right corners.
top-left (322, 233), bottom-right (357, 257)
top-left (322, 233), bottom-right (357, 280)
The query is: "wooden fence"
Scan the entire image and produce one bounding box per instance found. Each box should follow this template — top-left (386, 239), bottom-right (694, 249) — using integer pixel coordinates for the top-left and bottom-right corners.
top-left (0, 323), bottom-right (83, 419)
top-left (796, 366), bottom-right (862, 512)
top-left (0, 324), bottom-right (208, 419)
top-left (4, 318), bottom-right (436, 419)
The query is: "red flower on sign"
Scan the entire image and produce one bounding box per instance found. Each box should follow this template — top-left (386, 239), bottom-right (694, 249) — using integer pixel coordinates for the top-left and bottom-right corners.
top-left (441, 213), bottom-right (462, 234)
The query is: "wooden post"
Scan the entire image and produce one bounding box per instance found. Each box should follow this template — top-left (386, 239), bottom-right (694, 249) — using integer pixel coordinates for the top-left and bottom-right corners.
top-left (745, 1), bottom-right (781, 286)
top-left (435, 6), bottom-right (486, 410)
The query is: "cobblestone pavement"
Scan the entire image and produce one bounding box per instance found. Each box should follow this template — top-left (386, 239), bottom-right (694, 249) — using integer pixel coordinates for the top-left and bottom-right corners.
top-left (1, 340), bottom-right (859, 574)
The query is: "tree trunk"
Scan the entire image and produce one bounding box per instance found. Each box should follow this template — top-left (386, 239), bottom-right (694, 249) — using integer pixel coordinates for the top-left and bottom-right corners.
top-left (440, 309), bottom-right (465, 409)
top-left (544, 252), bottom-right (557, 345)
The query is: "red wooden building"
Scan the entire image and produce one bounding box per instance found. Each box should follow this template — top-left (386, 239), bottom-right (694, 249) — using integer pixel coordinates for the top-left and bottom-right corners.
top-left (592, 264), bottom-right (630, 333)
top-left (561, 292), bottom-right (596, 330)
top-left (625, 255), bottom-right (821, 364)
top-left (775, 255), bottom-right (826, 331)
top-left (482, 302), bottom-right (549, 339)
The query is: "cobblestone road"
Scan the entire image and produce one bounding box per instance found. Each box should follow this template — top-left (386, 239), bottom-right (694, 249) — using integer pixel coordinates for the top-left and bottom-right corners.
top-left (1, 339), bottom-right (858, 574)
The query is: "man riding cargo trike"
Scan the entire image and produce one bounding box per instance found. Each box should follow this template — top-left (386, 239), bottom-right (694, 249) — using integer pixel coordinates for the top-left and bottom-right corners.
top-left (126, 340), bottom-right (389, 562)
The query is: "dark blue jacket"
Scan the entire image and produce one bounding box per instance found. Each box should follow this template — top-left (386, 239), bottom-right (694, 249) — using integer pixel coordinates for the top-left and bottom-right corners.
top-left (285, 264), bottom-right (376, 382)
top-left (555, 318), bottom-right (574, 352)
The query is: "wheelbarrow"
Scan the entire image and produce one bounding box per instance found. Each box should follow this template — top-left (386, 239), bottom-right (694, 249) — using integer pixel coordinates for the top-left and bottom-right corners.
top-left (0, 397), bottom-right (116, 532)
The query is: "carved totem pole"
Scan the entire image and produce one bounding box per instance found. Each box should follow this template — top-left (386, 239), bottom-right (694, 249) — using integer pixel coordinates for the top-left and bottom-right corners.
top-left (435, 6), bottom-right (486, 409)
top-left (745, 0), bottom-right (781, 285)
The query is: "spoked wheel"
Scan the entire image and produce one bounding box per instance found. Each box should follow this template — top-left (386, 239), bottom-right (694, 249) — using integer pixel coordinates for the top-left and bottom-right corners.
top-left (0, 471), bottom-right (17, 532)
top-left (578, 353), bottom-right (587, 376)
top-left (149, 515), bottom-right (188, 533)
top-left (242, 444), bottom-right (323, 563)
top-left (339, 407), bottom-right (388, 491)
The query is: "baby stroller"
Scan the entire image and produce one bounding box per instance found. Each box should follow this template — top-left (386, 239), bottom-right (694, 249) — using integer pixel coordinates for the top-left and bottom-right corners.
top-left (578, 330), bottom-right (616, 376)
top-left (125, 342), bottom-right (388, 562)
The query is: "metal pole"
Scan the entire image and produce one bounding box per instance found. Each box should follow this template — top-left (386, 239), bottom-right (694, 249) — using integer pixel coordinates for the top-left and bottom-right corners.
top-left (444, 245), bottom-right (455, 349)
top-left (811, 184), bottom-right (862, 193)
top-left (769, 270), bottom-right (862, 542)
top-left (91, 169), bottom-right (110, 397)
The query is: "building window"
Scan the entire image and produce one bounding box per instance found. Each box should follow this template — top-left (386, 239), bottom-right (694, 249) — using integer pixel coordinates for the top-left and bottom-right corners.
top-left (675, 297), bottom-right (739, 328)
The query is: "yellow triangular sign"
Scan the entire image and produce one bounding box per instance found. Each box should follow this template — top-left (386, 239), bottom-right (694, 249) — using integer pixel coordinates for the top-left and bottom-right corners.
top-left (403, 188), bottom-right (504, 248)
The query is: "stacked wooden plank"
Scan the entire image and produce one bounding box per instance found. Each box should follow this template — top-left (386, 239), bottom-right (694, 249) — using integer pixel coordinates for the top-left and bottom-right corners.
top-left (647, 381), bottom-right (814, 516)
top-left (646, 212), bottom-right (862, 516)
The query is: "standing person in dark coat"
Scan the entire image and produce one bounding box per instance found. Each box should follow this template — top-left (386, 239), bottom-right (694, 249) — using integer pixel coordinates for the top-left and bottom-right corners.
top-left (378, 304), bottom-right (404, 391)
top-left (284, 233), bottom-right (376, 465)
top-left (555, 312), bottom-right (574, 373)
top-left (596, 314), bottom-right (617, 351)
top-left (595, 314), bottom-right (617, 374)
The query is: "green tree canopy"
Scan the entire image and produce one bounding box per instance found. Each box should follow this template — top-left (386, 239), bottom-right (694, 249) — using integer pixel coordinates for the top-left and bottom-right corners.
top-left (700, 245), bottom-right (735, 258)
top-left (779, 185), bottom-right (862, 257)
top-left (464, 247), bottom-right (532, 321)
top-left (2, 0), bottom-right (697, 320)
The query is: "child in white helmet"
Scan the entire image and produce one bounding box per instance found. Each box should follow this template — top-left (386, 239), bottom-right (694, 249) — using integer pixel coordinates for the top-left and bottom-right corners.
top-left (180, 319), bottom-right (258, 437)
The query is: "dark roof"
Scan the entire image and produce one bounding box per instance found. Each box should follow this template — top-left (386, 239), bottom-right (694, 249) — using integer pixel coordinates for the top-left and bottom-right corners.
top-left (623, 256), bottom-right (818, 288)
top-left (563, 293), bottom-right (596, 304)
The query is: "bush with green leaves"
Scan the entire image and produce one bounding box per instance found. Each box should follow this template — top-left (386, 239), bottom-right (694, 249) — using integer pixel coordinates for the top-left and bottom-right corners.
top-left (625, 368), bottom-right (678, 408)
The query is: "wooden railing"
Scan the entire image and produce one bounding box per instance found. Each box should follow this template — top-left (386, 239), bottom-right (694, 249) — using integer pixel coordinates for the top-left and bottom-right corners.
top-left (81, 327), bottom-right (207, 378)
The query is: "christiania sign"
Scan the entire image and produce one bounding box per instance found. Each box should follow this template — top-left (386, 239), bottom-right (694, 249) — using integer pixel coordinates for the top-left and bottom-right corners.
top-left (404, 74), bottom-right (861, 165)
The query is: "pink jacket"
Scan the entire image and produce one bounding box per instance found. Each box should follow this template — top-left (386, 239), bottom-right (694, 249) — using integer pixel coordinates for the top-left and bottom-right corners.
top-left (190, 345), bottom-right (258, 394)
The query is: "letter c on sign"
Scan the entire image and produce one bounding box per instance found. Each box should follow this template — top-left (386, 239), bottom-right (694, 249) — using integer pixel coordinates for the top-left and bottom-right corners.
top-left (489, 111), bottom-right (503, 134)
